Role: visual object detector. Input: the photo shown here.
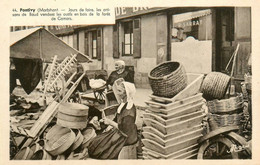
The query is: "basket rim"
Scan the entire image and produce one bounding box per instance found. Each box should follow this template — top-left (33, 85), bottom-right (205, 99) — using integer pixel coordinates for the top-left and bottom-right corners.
top-left (148, 61), bottom-right (182, 80)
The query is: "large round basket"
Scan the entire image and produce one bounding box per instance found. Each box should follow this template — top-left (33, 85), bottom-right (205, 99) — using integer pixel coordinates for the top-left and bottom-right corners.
top-left (211, 113), bottom-right (242, 128)
top-left (45, 128), bottom-right (76, 156)
top-left (201, 72), bottom-right (230, 100)
top-left (148, 61), bottom-right (187, 98)
top-left (207, 94), bottom-right (244, 114)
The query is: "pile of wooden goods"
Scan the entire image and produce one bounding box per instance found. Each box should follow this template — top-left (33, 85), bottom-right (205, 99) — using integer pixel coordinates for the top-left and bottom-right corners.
top-left (143, 61), bottom-right (206, 159)
top-left (12, 102), bottom-right (98, 160)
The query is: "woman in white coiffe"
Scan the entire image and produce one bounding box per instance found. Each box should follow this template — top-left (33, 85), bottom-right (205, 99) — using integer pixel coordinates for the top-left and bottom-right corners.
top-left (88, 78), bottom-right (138, 159)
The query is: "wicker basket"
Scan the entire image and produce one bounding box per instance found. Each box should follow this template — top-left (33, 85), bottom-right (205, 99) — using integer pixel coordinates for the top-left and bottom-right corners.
top-left (201, 72), bottom-right (230, 100)
top-left (207, 94), bottom-right (244, 113)
top-left (211, 113), bottom-right (242, 127)
top-left (148, 61), bottom-right (187, 98)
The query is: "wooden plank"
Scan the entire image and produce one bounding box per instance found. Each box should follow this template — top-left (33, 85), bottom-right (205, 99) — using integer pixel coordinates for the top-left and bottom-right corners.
top-left (143, 109), bottom-right (204, 126)
top-left (29, 101), bottom-right (59, 137)
top-left (146, 93), bottom-right (203, 110)
top-left (170, 73), bottom-right (204, 102)
top-left (142, 127), bottom-right (203, 147)
top-left (143, 114), bottom-right (205, 135)
top-left (142, 135), bottom-right (201, 155)
top-left (143, 125), bottom-right (202, 141)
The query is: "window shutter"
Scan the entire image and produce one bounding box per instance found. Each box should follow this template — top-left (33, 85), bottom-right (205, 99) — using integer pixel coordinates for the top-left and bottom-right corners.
top-left (97, 29), bottom-right (102, 60)
top-left (113, 23), bottom-right (119, 58)
top-left (133, 18), bottom-right (141, 58)
top-left (84, 32), bottom-right (88, 55)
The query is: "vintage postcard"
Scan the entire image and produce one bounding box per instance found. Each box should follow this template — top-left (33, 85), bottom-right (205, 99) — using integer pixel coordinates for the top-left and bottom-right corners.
top-left (1, 0), bottom-right (260, 165)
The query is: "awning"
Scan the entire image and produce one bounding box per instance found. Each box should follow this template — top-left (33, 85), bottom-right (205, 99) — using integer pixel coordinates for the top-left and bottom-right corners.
top-left (173, 9), bottom-right (212, 24)
top-left (10, 27), bottom-right (92, 63)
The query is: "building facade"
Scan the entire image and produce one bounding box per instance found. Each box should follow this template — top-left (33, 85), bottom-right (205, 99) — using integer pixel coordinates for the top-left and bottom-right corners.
top-left (13, 7), bottom-right (251, 90)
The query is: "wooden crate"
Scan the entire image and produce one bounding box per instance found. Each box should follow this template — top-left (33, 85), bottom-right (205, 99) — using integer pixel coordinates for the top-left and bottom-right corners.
top-left (143, 114), bottom-right (205, 135)
top-left (142, 127), bottom-right (203, 147)
top-left (146, 98), bottom-right (204, 117)
top-left (142, 144), bottom-right (199, 159)
top-left (143, 125), bottom-right (202, 141)
top-left (145, 93), bottom-right (203, 110)
top-left (143, 109), bottom-right (204, 126)
top-left (142, 134), bottom-right (202, 155)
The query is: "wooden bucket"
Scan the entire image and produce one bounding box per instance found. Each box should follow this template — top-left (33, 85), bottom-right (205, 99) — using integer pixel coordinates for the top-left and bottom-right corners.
top-left (45, 128), bottom-right (76, 156)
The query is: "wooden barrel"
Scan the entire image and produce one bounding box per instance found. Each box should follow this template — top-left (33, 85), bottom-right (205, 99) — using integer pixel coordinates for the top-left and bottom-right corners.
top-left (13, 147), bottom-right (34, 160)
top-left (45, 128), bottom-right (76, 156)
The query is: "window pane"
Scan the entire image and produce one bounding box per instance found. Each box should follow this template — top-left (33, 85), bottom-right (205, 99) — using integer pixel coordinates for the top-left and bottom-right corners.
top-left (125, 45), bottom-right (130, 54)
top-left (93, 40), bottom-right (97, 48)
top-left (131, 44), bottom-right (133, 54)
top-left (131, 33), bottom-right (133, 44)
top-left (125, 34), bottom-right (131, 44)
top-left (93, 48), bottom-right (97, 58)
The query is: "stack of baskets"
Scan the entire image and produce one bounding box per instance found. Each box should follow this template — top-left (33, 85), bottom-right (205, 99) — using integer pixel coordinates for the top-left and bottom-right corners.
top-left (57, 103), bottom-right (89, 129)
top-left (148, 61), bottom-right (188, 98)
top-left (207, 94), bottom-right (244, 129)
top-left (13, 124), bottom-right (97, 160)
top-left (142, 93), bottom-right (206, 159)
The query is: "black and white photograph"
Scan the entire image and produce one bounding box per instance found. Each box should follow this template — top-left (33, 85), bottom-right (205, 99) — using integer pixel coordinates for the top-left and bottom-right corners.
top-left (1, 1), bottom-right (259, 163)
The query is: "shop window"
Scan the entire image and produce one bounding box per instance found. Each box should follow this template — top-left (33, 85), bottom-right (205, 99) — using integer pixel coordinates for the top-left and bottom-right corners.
top-left (172, 9), bottom-right (212, 42)
top-left (123, 21), bottom-right (134, 55)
